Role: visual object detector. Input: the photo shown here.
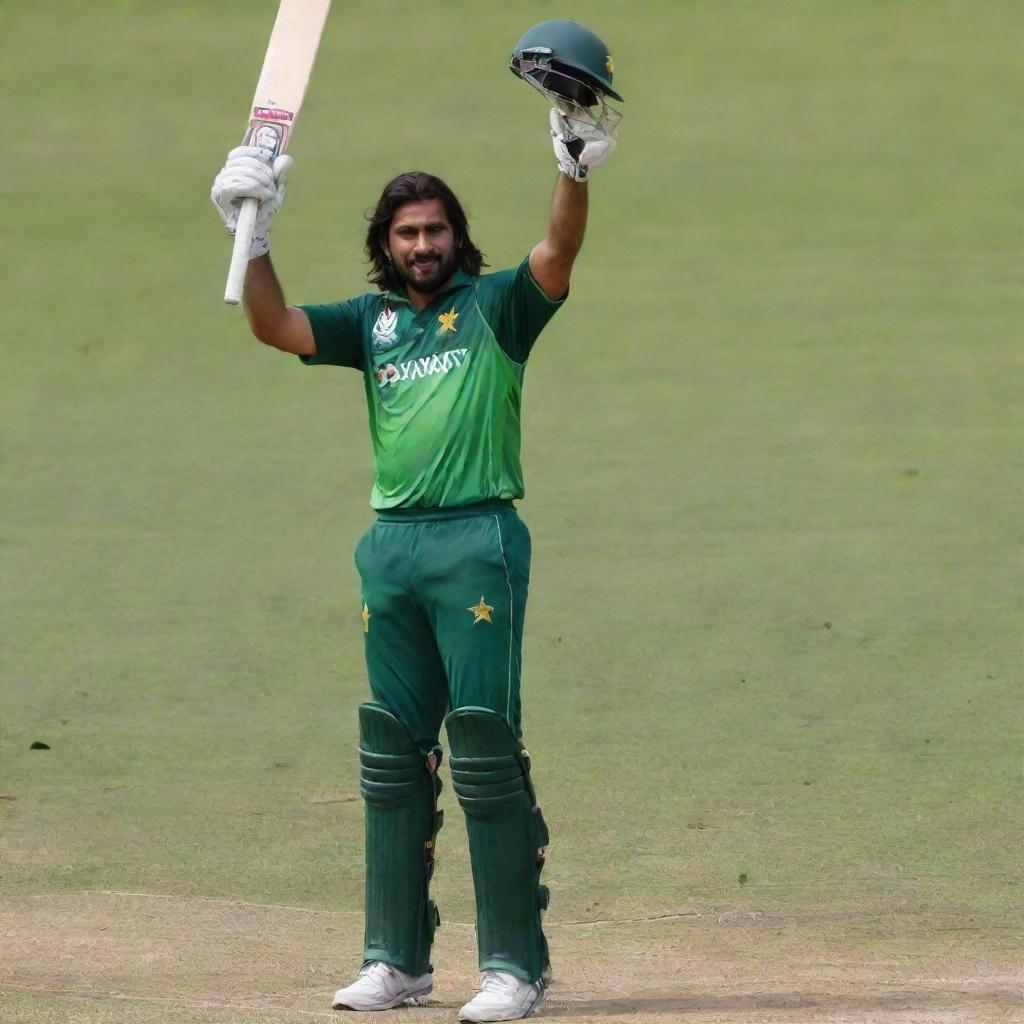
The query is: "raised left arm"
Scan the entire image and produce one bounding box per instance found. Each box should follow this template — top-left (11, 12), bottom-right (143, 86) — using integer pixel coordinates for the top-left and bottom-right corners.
top-left (528, 108), bottom-right (617, 300)
top-left (529, 173), bottom-right (587, 301)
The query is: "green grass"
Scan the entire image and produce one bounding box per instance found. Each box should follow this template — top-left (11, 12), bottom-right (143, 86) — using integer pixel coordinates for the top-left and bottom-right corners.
top-left (1, 0), bottom-right (1020, 987)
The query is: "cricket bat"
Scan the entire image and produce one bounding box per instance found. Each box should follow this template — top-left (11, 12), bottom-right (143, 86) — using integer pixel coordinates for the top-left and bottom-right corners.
top-left (224, 0), bottom-right (332, 305)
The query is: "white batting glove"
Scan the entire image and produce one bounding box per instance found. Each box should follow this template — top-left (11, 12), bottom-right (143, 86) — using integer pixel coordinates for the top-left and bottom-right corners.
top-left (210, 146), bottom-right (293, 259)
top-left (549, 108), bottom-right (616, 183)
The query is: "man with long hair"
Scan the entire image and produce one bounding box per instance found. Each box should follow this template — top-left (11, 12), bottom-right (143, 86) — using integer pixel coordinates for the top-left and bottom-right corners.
top-left (210, 29), bottom-right (619, 1020)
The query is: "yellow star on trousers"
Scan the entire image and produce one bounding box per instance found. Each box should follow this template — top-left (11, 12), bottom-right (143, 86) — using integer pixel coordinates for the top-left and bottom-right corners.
top-left (361, 603), bottom-right (371, 633)
top-left (437, 307), bottom-right (459, 333)
top-left (467, 596), bottom-right (494, 625)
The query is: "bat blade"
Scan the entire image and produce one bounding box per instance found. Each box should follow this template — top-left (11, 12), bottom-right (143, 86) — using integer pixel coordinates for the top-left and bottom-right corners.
top-left (224, 0), bottom-right (332, 305)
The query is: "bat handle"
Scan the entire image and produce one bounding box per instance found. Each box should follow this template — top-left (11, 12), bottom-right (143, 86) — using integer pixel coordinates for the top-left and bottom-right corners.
top-left (224, 197), bottom-right (259, 305)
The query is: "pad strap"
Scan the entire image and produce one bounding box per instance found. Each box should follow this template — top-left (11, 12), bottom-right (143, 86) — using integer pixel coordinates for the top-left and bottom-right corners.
top-left (446, 707), bottom-right (550, 983)
top-left (359, 702), bottom-right (442, 976)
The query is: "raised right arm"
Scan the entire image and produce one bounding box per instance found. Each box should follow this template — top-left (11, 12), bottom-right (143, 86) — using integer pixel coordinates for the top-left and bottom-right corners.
top-left (211, 148), bottom-right (315, 356)
top-left (242, 253), bottom-right (315, 356)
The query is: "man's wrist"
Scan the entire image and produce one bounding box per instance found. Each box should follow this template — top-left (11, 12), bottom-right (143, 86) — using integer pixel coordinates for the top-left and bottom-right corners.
top-left (557, 168), bottom-right (589, 185)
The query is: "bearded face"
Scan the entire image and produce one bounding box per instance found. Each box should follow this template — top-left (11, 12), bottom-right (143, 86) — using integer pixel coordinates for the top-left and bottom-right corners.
top-left (386, 199), bottom-right (459, 299)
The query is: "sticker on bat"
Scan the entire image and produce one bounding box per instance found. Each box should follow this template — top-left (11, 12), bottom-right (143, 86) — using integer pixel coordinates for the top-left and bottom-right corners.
top-left (252, 106), bottom-right (295, 124)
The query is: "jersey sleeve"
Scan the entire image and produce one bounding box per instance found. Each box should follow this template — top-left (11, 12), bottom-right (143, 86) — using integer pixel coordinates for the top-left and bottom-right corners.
top-left (295, 297), bottom-right (366, 369)
top-left (478, 257), bottom-right (567, 364)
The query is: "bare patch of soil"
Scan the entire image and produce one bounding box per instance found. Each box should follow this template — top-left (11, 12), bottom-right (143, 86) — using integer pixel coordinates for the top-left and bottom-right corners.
top-left (1, 892), bottom-right (1020, 1023)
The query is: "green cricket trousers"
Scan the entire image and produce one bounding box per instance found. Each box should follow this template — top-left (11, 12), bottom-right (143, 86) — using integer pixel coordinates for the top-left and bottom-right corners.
top-left (353, 500), bottom-right (551, 984)
top-left (355, 500), bottom-right (531, 750)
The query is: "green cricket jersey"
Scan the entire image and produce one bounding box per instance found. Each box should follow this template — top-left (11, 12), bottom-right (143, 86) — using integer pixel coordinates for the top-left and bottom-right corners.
top-left (298, 258), bottom-right (565, 510)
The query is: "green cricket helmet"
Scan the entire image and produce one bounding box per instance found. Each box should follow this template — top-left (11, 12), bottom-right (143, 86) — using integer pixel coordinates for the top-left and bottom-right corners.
top-left (510, 19), bottom-right (623, 108)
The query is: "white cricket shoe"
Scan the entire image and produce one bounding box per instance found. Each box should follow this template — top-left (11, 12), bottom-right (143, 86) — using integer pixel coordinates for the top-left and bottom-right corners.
top-left (458, 970), bottom-right (545, 1022)
top-left (332, 960), bottom-right (433, 1011)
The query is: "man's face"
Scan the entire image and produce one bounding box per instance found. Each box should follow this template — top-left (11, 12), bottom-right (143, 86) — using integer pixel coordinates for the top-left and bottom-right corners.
top-left (386, 199), bottom-right (458, 298)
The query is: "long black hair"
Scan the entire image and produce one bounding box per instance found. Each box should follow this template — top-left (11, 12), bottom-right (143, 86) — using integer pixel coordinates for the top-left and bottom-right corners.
top-left (365, 172), bottom-right (487, 291)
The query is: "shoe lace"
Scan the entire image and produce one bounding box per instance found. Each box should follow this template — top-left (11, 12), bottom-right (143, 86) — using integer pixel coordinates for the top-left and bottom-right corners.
top-left (360, 961), bottom-right (395, 982)
top-left (479, 971), bottom-right (519, 994)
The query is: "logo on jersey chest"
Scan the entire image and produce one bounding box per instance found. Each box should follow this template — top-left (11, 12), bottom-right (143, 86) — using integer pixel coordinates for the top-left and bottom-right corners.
top-left (371, 308), bottom-right (400, 351)
top-left (376, 348), bottom-right (470, 389)
top-left (437, 307), bottom-right (459, 334)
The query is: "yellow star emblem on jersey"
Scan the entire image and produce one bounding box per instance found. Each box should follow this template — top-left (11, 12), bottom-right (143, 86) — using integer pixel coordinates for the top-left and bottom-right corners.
top-left (438, 307), bottom-right (459, 333)
top-left (467, 596), bottom-right (494, 625)
top-left (361, 603), bottom-right (371, 633)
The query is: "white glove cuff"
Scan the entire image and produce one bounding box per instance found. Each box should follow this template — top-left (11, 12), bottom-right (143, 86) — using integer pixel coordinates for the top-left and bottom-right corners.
top-left (556, 154), bottom-right (588, 183)
top-left (249, 231), bottom-right (271, 260)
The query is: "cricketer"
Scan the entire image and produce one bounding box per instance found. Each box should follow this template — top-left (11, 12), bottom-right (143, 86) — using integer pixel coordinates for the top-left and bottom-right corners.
top-left (210, 20), bottom-right (622, 1022)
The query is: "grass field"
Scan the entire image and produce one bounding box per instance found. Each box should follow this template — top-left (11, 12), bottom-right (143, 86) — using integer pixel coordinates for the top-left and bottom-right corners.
top-left (2, 1), bottom-right (1021, 1021)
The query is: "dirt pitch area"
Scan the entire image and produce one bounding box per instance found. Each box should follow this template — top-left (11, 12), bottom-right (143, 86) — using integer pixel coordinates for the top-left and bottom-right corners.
top-left (2, 892), bottom-right (1019, 1023)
